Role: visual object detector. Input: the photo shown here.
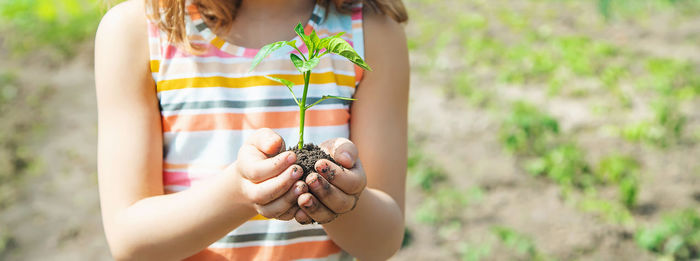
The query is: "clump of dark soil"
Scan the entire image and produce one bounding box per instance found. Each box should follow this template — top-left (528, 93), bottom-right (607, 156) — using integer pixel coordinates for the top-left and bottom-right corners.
top-left (289, 144), bottom-right (337, 180)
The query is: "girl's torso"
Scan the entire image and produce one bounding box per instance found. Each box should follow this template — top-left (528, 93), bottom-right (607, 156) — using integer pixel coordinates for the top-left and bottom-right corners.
top-left (147, 1), bottom-right (365, 260)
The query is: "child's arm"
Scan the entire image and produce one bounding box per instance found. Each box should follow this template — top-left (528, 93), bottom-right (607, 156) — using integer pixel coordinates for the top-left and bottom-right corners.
top-left (294, 8), bottom-right (409, 260)
top-left (94, 1), bottom-right (304, 260)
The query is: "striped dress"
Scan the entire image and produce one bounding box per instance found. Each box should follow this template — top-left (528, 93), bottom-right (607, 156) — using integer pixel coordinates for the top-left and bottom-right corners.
top-left (147, 1), bottom-right (364, 260)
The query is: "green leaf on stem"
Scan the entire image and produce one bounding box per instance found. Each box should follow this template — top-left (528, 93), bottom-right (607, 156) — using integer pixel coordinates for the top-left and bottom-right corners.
top-left (264, 75), bottom-right (300, 105)
top-left (290, 53), bottom-right (304, 71)
top-left (309, 29), bottom-right (321, 54)
top-left (305, 95), bottom-right (357, 110)
top-left (249, 41), bottom-right (287, 71)
top-left (325, 37), bottom-right (372, 71)
top-left (294, 23), bottom-right (311, 50)
top-left (318, 32), bottom-right (345, 50)
top-left (323, 95), bottom-right (356, 101)
top-left (300, 57), bottom-right (320, 72)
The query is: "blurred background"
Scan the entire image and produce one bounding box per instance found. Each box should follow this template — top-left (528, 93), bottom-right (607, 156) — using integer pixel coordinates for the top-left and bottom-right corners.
top-left (0, 0), bottom-right (699, 260)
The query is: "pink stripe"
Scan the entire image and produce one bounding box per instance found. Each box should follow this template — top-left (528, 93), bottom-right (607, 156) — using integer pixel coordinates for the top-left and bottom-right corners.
top-left (148, 23), bottom-right (160, 37)
top-left (163, 171), bottom-right (192, 186)
top-left (351, 9), bottom-right (362, 20)
top-left (242, 48), bottom-right (258, 58)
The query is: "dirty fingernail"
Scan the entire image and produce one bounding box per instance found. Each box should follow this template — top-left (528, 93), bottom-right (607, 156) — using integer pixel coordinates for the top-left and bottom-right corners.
top-left (291, 166), bottom-right (301, 179)
top-left (308, 176), bottom-right (320, 189)
top-left (294, 184), bottom-right (305, 195)
top-left (303, 198), bottom-right (314, 208)
top-left (287, 152), bottom-right (296, 164)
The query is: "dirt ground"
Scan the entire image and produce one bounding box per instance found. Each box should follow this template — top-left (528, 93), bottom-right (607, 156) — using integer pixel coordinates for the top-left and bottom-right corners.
top-left (0, 0), bottom-right (699, 260)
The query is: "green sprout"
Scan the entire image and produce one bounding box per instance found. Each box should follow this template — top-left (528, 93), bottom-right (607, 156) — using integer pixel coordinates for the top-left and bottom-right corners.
top-left (249, 23), bottom-right (371, 150)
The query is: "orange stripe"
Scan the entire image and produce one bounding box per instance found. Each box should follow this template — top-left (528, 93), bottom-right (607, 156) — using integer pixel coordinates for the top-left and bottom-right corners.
top-left (185, 240), bottom-right (342, 261)
top-left (354, 64), bottom-right (364, 83)
top-left (163, 162), bottom-right (228, 170)
top-left (187, 4), bottom-right (201, 20)
top-left (162, 109), bottom-right (350, 132)
top-left (157, 72), bottom-right (356, 92)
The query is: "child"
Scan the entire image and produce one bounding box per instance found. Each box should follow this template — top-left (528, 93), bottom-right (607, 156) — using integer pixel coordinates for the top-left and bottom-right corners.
top-left (94, 0), bottom-right (409, 260)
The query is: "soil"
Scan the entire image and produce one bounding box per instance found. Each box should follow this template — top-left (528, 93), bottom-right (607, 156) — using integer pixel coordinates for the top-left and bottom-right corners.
top-left (289, 143), bottom-right (338, 180)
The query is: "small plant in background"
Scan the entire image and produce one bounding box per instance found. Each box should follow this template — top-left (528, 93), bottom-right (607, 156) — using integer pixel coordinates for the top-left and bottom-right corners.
top-left (0, 71), bottom-right (19, 106)
top-left (525, 143), bottom-right (593, 189)
top-left (500, 101), bottom-right (560, 156)
top-left (596, 154), bottom-right (640, 209)
top-left (407, 139), bottom-right (448, 192)
top-left (491, 226), bottom-right (553, 261)
top-left (636, 209), bottom-right (700, 260)
top-left (579, 191), bottom-right (634, 225)
top-left (415, 186), bottom-right (483, 225)
top-left (622, 98), bottom-right (687, 147)
top-left (459, 241), bottom-right (493, 261)
top-left (250, 23), bottom-right (370, 177)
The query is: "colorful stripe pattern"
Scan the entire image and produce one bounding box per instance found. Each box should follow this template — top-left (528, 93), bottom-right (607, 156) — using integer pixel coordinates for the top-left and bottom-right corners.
top-left (147, 1), bottom-right (364, 260)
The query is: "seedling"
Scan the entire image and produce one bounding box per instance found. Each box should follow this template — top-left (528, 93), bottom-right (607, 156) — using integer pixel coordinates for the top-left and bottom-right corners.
top-left (249, 23), bottom-right (370, 176)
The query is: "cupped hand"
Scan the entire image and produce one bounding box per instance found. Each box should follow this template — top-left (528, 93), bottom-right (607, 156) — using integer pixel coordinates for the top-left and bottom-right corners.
top-left (294, 138), bottom-right (367, 224)
top-left (232, 128), bottom-right (307, 220)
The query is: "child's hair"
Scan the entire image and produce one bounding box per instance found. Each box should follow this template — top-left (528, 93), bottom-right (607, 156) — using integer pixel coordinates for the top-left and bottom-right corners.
top-left (147, 0), bottom-right (408, 52)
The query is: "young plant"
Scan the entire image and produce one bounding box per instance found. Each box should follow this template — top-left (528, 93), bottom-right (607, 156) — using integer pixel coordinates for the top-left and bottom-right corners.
top-left (636, 209), bottom-right (700, 260)
top-left (249, 23), bottom-right (371, 150)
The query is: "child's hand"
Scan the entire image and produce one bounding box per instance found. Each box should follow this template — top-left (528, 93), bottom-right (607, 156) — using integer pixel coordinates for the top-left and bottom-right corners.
top-left (294, 138), bottom-right (367, 224)
top-left (233, 128), bottom-right (308, 220)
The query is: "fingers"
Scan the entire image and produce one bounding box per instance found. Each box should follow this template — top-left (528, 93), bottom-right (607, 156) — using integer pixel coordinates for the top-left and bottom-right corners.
top-left (245, 165), bottom-right (302, 205)
top-left (243, 128), bottom-right (286, 156)
top-left (294, 208), bottom-right (314, 225)
top-left (277, 205), bottom-right (300, 221)
top-left (238, 149), bottom-right (297, 183)
top-left (297, 193), bottom-right (338, 224)
top-left (319, 138), bottom-right (358, 168)
top-left (305, 173), bottom-right (357, 214)
top-left (314, 159), bottom-right (366, 195)
top-left (255, 181), bottom-right (308, 219)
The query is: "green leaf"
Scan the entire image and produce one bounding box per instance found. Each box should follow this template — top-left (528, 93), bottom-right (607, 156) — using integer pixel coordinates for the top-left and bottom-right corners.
top-left (264, 75), bottom-right (294, 88)
top-left (249, 41), bottom-right (286, 71)
top-left (300, 57), bottom-right (320, 72)
top-left (325, 37), bottom-right (372, 71)
top-left (322, 95), bottom-right (356, 101)
top-left (290, 53), bottom-right (304, 71)
top-left (286, 40), bottom-right (297, 49)
top-left (294, 23), bottom-right (311, 50)
top-left (305, 94), bottom-right (356, 110)
top-left (309, 29), bottom-right (321, 54)
top-left (318, 32), bottom-right (345, 51)
top-left (265, 75), bottom-right (300, 105)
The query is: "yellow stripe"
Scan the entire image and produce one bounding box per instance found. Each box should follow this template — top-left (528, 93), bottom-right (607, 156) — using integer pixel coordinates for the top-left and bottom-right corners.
top-left (250, 214), bottom-right (269, 220)
top-left (156, 72), bottom-right (356, 92)
top-left (150, 60), bottom-right (160, 73)
top-left (211, 37), bottom-right (225, 49)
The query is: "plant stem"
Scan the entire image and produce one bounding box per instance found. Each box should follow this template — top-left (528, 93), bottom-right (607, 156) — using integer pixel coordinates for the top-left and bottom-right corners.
top-left (298, 71), bottom-right (311, 150)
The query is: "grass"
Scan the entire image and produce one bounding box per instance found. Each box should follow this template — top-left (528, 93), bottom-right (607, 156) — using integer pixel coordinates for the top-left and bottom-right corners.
top-left (499, 101), bottom-right (639, 223)
top-left (636, 209), bottom-right (700, 260)
top-left (595, 154), bottom-right (640, 209)
top-left (405, 0), bottom-right (700, 258)
top-left (500, 102), bottom-right (559, 156)
top-left (0, 69), bottom-right (48, 258)
top-left (0, 0), bottom-right (104, 58)
top-left (491, 226), bottom-right (554, 261)
top-left (414, 186), bottom-right (483, 225)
